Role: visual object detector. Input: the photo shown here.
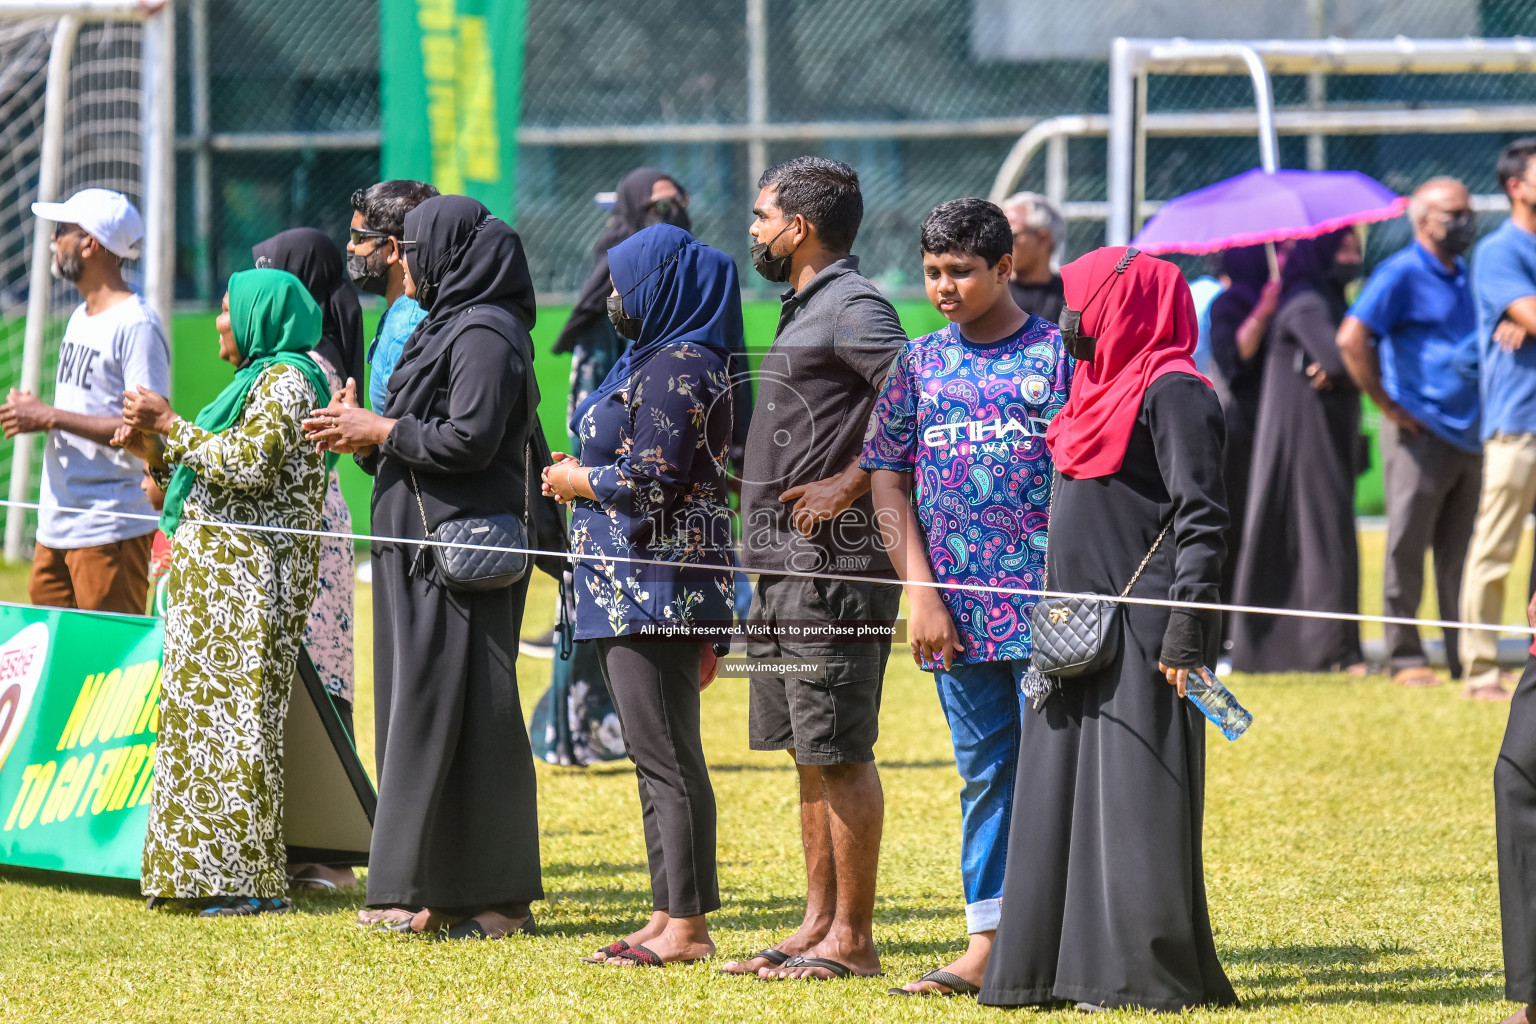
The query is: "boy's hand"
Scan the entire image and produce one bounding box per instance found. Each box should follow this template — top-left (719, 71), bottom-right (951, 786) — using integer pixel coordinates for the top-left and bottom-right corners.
top-left (909, 588), bottom-right (964, 671)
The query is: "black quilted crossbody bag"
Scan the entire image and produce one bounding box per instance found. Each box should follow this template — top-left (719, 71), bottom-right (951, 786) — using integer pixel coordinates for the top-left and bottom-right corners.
top-left (407, 344), bottom-right (536, 593)
top-left (1023, 473), bottom-right (1171, 708)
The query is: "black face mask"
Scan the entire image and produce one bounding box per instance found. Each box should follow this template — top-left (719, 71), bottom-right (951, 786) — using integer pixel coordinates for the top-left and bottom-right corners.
top-left (750, 223), bottom-right (795, 284)
top-left (1059, 307), bottom-right (1095, 361)
top-left (606, 292), bottom-right (643, 340)
top-left (1059, 248), bottom-right (1139, 363)
top-left (1440, 210), bottom-right (1477, 257)
top-left (347, 249), bottom-right (389, 296)
top-left (1330, 260), bottom-right (1362, 288)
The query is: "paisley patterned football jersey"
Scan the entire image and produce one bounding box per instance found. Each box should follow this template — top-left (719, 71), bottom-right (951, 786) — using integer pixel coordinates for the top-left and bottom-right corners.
top-left (861, 317), bottom-right (1072, 668)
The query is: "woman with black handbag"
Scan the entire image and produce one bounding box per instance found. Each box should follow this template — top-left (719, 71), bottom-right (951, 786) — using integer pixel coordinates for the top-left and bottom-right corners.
top-left (543, 223), bottom-right (738, 968)
top-left (979, 247), bottom-right (1237, 1012)
top-left (304, 194), bottom-right (544, 940)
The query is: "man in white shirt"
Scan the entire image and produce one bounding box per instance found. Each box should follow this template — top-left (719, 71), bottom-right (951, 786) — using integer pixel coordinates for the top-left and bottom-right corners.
top-left (0, 189), bottom-right (170, 613)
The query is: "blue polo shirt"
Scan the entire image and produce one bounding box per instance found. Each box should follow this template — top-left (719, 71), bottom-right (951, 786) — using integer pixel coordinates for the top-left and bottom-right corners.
top-left (1348, 240), bottom-right (1479, 451)
top-left (1475, 220), bottom-right (1536, 441)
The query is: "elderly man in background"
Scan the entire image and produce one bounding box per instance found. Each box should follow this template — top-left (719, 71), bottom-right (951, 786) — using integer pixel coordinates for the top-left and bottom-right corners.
top-left (1338, 177), bottom-right (1481, 690)
top-left (1459, 139), bottom-right (1536, 701)
top-left (1000, 191), bottom-right (1065, 323)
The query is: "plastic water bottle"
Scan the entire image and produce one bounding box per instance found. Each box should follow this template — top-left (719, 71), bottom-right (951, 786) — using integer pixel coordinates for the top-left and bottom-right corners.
top-left (1184, 669), bottom-right (1252, 741)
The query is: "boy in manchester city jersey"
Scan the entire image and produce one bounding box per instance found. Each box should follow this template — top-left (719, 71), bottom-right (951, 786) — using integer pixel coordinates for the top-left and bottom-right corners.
top-left (862, 198), bottom-right (1070, 998)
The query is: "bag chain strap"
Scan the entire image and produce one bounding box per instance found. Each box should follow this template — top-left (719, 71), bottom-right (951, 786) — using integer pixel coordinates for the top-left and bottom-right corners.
top-left (1041, 470), bottom-right (1173, 599)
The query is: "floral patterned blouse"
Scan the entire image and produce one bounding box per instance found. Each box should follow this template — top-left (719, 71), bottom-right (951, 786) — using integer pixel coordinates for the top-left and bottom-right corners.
top-left (570, 343), bottom-right (736, 641)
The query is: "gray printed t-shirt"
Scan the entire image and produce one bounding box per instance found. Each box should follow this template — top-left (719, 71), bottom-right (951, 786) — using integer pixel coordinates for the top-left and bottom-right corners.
top-left (739, 256), bottom-right (905, 577)
top-left (38, 293), bottom-right (171, 549)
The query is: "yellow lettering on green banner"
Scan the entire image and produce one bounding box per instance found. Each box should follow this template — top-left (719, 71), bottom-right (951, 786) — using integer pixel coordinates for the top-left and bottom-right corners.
top-left (73, 749), bottom-right (118, 818)
top-left (56, 672), bottom-right (105, 750)
top-left (4, 763), bottom-right (41, 830)
top-left (107, 744), bottom-right (149, 813)
top-left (51, 751), bottom-right (93, 823)
top-left (94, 664), bottom-right (144, 746)
top-left (17, 760), bottom-right (54, 829)
top-left (38, 755), bottom-right (79, 825)
top-left (416, 0), bottom-right (452, 31)
top-left (456, 16), bottom-right (499, 183)
top-left (78, 668), bottom-right (123, 748)
top-left (129, 742), bottom-right (156, 807)
top-left (112, 661), bottom-right (159, 739)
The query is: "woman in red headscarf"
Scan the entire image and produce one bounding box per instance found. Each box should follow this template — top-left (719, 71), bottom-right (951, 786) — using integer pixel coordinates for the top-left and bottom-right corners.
top-left (979, 247), bottom-right (1237, 1013)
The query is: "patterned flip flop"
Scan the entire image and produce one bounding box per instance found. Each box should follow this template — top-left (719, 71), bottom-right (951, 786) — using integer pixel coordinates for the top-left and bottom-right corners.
top-left (718, 948), bottom-right (790, 974)
top-left (582, 939), bottom-right (631, 964)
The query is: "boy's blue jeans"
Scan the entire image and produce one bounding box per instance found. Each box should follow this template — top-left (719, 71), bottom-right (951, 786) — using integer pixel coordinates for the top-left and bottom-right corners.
top-left (933, 658), bottom-right (1027, 934)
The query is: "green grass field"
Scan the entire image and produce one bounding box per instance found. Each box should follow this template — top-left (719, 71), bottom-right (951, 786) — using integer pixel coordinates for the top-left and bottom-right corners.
top-left (0, 535), bottom-right (1532, 1023)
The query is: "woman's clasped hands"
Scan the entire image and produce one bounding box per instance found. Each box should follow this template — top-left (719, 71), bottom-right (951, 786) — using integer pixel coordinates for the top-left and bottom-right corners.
top-left (303, 378), bottom-right (394, 457)
top-left (111, 385), bottom-right (177, 467)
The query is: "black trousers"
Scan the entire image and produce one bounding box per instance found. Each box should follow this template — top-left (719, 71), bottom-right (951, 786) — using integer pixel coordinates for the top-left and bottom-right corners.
top-left (596, 637), bottom-right (719, 918)
top-left (1499, 655), bottom-right (1536, 1002)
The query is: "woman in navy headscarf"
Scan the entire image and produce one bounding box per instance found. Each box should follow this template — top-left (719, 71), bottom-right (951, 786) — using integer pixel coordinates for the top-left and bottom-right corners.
top-left (543, 223), bottom-right (739, 967)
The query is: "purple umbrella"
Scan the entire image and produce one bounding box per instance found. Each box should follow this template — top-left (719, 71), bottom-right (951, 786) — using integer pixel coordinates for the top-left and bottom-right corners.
top-left (1131, 167), bottom-right (1407, 255)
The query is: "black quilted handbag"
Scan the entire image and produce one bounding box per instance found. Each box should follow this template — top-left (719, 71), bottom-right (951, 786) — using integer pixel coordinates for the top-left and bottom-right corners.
top-left (1024, 474), bottom-right (1172, 707)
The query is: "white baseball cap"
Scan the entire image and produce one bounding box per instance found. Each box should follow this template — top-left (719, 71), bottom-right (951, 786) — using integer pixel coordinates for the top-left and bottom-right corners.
top-left (31, 188), bottom-right (143, 259)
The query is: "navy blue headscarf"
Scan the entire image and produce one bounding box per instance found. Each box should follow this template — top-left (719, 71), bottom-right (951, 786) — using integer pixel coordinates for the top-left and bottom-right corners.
top-left (570, 223), bottom-right (743, 432)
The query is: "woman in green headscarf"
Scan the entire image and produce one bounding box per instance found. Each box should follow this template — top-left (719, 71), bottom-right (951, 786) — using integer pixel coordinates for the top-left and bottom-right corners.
top-left (115, 268), bottom-right (331, 917)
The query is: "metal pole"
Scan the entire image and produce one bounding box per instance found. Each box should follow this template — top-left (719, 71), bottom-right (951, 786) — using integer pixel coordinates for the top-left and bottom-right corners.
top-left (745, 0), bottom-right (768, 188)
top-left (1106, 37), bottom-right (1136, 246)
top-left (140, 2), bottom-right (175, 334)
top-left (7, 16), bottom-right (79, 563)
top-left (1233, 45), bottom-right (1279, 172)
top-left (1045, 133), bottom-right (1068, 264)
top-left (1132, 66), bottom-right (1148, 234)
top-left (191, 0), bottom-right (211, 302)
top-left (1306, 0), bottom-right (1327, 170)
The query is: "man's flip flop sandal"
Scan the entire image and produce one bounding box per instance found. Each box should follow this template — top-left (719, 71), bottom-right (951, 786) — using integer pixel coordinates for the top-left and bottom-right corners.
top-left (718, 948), bottom-right (790, 974)
top-left (888, 969), bottom-right (981, 997)
top-left (609, 944), bottom-right (706, 968)
top-left (582, 939), bottom-right (631, 964)
top-left (761, 955), bottom-right (859, 980)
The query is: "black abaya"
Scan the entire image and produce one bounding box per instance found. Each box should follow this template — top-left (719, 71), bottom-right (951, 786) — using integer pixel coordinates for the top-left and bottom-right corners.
top-left (1499, 655), bottom-right (1536, 1003)
top-left (980, 373), bottom-right (1236, 1012)
top-left (1228, 287), bottom-right (1363, 672)
top-left (362, 197), bottom-right (544, 910)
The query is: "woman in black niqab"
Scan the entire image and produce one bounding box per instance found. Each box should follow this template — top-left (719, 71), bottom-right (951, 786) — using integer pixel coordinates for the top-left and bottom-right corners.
top-left (1229, 229), bottom-right (1367, 673)
top-left (321, 194), bottom-right (547, 937)
top-left (1206, 244), bottom-right (1273, 637)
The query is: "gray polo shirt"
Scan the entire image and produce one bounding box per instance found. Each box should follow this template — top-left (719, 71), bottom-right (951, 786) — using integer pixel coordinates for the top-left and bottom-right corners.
top-left (739, 256), bottom-right (905, 577)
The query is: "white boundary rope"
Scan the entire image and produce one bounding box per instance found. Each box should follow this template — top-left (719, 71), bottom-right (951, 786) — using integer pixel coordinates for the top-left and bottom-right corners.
top-left (12, 497), bottom-right (1536, 638)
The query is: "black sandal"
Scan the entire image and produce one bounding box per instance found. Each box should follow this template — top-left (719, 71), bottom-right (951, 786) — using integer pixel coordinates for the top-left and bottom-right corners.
top-left (582, 939), bottom-right (631, 964)
top-left (761, 955), bottom-right (858, 980)
top-left (718, 947), bottom-right (790, 974)
top-left (433, 914), bottom-right (536, 941)
top-left (888, 968), bottom-right (981, 997)
top-left (197, 896), bottom-right (291, 918)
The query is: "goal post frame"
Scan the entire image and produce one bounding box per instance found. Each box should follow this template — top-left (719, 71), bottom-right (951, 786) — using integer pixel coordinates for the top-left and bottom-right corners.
top-left (0, 0), bottom-right (175, 562)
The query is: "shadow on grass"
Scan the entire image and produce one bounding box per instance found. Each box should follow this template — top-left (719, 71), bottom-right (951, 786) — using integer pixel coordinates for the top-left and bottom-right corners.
top-left (1225, 943), bottom-right (1503, 1008)
top-left (704, 759), bottom-right (954, 773)
top-left (0, 865), bottom-right (140, 901)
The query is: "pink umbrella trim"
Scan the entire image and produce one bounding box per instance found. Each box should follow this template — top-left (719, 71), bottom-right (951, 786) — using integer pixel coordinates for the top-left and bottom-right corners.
top-left (1135, 195), bottom-right (1410, 256)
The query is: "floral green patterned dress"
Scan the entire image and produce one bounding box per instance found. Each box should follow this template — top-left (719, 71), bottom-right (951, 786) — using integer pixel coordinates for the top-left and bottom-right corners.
top-left (141, 364), bottom-right (326, 899)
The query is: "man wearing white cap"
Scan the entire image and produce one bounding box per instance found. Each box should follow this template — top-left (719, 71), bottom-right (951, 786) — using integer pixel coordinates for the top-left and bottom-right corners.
top-left (0, 188), bottom-right (170, 613)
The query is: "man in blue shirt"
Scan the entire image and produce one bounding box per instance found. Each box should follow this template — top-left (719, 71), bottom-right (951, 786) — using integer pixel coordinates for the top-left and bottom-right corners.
top-left (344, 179), bottom-right (437, 410)
top-left (1339, 177), bottom-right (1480, 691)
top-left (1458, 139), bottom-right (1536, 700)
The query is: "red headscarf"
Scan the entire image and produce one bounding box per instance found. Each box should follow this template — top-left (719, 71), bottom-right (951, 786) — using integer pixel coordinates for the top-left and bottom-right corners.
top-left (1045, 246), bottom-right (1208, 479)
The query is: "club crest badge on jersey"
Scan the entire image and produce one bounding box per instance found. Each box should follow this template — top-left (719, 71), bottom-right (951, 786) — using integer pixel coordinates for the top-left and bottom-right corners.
top-left (1022, 374), bottom-right (1050, 403)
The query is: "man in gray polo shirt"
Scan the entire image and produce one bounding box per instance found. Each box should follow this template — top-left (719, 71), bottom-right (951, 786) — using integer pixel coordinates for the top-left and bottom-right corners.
top-left (1, 189), bottom-right (169, 613)
top-left (720, 157), bottom-right (905, 981)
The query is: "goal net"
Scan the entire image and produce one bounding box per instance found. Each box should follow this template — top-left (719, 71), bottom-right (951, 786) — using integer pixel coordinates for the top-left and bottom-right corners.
top-left (0, 9), bottom-right (171, 560)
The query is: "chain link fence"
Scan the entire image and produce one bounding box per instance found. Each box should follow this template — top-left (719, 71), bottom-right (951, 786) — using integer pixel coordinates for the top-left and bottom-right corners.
top-left (5, 0), bottom-right (1533, 304)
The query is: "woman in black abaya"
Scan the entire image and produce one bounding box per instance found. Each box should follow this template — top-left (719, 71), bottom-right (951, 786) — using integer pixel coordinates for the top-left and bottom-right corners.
top-left (979, 246), bottom-right (1235, 1013)
top-left (1229, 230), bottom-right (1366, 673)
top-left (1206, 244), bottom-right (1276, 626)
top-left (305, 195), bottom-right (544, 938)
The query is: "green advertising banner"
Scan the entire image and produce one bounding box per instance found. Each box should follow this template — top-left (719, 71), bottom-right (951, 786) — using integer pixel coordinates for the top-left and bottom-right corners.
top-left (0, 603), bottom-right (376, 881)
top-left (381, 0), bottom-right (527, 220)
top-left (0, 605), bottom-right (164, 880)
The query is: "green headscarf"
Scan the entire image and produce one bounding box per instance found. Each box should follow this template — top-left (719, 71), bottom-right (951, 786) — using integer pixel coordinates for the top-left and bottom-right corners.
top-left (159, 268), bottom-right (333, 535)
